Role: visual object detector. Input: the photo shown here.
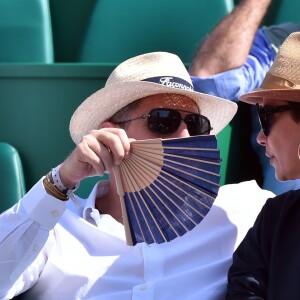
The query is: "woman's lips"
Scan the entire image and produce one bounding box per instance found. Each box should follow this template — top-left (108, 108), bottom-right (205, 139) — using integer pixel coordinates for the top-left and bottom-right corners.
top-left (266, 152), bottom-right (275, 165)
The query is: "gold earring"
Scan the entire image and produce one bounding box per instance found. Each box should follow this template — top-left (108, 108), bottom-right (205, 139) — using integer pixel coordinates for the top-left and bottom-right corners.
top-left (298, 145), bottom-right (300, 160)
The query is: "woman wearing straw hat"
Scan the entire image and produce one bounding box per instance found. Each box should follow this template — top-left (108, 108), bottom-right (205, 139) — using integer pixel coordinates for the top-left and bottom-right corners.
top-left (227, 32), bottom-right (300, 299)
top-left (0, 52), bottom-right (273, 299)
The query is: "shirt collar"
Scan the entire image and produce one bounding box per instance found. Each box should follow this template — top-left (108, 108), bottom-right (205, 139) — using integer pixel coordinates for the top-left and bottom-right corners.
top-left (82, 180), bottom-right (110, 222)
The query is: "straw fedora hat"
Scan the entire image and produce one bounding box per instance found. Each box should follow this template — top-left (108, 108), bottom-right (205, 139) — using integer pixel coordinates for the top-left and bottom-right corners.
top-left (240, 32), bottom-right (300, 105)
top-left (70, 52), bottom-right (237, 144)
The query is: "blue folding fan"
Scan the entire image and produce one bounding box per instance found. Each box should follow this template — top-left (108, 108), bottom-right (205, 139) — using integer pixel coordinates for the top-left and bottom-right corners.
top-left (114, 135), bottom-right (221, 246)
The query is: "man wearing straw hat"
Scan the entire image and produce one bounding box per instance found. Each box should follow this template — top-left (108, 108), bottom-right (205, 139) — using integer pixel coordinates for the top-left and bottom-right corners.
top-left (0, 52), bottom-right (273, 299)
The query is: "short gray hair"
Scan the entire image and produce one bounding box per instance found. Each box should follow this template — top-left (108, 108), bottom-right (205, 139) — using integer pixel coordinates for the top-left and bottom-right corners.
top-left (109, 100), bottom-right (141, 129)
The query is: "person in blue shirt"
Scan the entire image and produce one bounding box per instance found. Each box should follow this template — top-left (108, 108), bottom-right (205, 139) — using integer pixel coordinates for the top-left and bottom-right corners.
top-left (189, 0), bottom-right (300, 195)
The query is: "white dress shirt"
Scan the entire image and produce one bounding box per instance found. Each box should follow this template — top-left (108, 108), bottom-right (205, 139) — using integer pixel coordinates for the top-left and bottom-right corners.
top-left (0, 179), bottom-right (274, 300)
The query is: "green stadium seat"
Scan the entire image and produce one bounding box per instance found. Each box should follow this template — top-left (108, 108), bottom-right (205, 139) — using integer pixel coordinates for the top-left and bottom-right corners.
top-left (49, 0), bottom-right (96, 62)
top-left (0, 64), bottom-right (111, 198)
top-left (0, 0), bottom-right (54, 62)
top-left (265, 0), bottom-right (300, 24)
top-left (0, 142), bottom-right (26, 213)
top-left (78, 0), bottom-right (234, 64)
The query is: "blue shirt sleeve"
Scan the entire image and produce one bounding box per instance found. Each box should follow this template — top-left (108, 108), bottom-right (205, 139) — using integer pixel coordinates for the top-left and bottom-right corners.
top-left (190, 29), bottom-right (276, 102)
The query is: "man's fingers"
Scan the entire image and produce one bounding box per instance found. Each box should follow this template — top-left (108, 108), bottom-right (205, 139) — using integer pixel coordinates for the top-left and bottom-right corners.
top-left (78, 128), bottom-right (131, 173)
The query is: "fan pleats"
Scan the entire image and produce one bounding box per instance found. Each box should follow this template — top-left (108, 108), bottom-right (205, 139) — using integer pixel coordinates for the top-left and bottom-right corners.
top-left (115, 135), bottom-right (221, 245)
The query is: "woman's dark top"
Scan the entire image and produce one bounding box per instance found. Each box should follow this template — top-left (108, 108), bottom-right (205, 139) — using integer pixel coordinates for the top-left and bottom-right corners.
top-left (227, 189), bottom-right (300, 299)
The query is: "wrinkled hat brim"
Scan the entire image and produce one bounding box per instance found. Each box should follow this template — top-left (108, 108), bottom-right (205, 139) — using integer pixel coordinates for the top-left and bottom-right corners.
top-left (70, 81), bottom-right (237, 144)
top-left (240, 88), bottom-right (300, 105)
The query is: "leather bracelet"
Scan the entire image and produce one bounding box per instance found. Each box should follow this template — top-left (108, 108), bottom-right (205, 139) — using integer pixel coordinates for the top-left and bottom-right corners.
top-left (43, 166), bottom-right (81, 206)
top-left (43, 165), bottom-right (80, 201)
top-left (43, 175), bottom-right (69, 201)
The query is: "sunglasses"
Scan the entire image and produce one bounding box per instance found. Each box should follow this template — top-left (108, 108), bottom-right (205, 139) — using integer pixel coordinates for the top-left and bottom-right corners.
top-left (115, 108), bottom-right (212, 136)
top-left (256, 103), bottom-right (300, 136)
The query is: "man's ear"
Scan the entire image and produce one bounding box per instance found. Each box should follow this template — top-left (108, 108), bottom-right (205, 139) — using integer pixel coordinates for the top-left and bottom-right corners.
top-left (100, 121), bottom-right (119, 129)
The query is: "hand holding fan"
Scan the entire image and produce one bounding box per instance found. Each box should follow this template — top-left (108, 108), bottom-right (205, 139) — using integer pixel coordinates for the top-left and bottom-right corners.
top-left (114, 135), bottom-right (221, 246)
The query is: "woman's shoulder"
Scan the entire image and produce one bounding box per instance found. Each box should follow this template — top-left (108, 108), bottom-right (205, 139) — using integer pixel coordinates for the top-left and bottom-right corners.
top-left (261, 189), bottom-right (300, 220)
top-left (266, 189), bottom-right (300, 205)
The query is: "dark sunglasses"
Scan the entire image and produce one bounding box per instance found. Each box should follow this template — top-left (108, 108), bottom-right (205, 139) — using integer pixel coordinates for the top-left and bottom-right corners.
top-left (114, 108), bottom-right (212, 136)
top-left (256, 103), bottom-right (300, 136)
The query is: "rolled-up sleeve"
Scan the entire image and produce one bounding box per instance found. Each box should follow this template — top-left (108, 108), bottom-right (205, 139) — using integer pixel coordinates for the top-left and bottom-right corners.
top-left (191, 29), bottom-right (276, 102)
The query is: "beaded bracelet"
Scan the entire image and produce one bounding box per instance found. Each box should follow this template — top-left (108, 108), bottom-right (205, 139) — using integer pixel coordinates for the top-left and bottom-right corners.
top-left (51, 165), bottom-right (69, 193)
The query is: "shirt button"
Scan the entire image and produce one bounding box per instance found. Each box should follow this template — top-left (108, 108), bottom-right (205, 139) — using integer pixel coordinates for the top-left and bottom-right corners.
top-left (140, 285), bottom-right (147, 291)
top-left (51, 210), bottom-right (60, 218)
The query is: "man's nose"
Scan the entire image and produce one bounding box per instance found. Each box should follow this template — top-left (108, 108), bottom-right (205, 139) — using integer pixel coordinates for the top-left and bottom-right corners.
top-left (176, 121), bottom-right (190, 138)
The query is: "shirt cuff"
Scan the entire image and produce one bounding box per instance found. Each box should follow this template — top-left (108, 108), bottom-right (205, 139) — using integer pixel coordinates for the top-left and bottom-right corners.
top-left (21, 178), bottom-right (67, 230)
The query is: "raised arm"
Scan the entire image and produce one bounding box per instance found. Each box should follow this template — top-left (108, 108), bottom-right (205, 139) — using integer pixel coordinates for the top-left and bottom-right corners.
top-left (189, 0), bottom-right (272, 77)
top-left (0, 127), bottom-right (130, 298)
